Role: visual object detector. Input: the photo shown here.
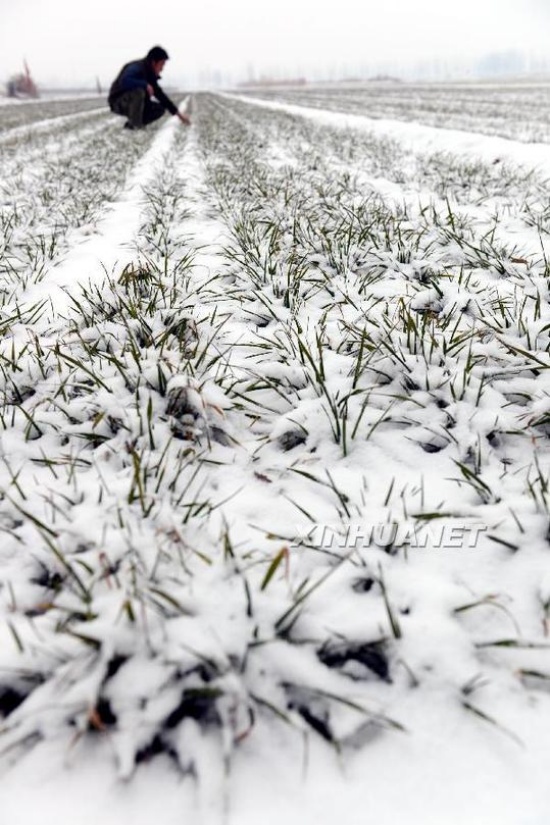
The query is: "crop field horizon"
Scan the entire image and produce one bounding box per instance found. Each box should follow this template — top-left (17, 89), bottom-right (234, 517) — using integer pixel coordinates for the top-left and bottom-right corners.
top-left (1, 86), bottom-right (550, 824)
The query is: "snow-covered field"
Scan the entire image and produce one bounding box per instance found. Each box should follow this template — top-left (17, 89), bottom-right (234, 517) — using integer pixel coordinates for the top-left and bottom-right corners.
top-left (1, 86), bottom-right (550, 824)
top-left (239, 80), bottom-right (550, 143)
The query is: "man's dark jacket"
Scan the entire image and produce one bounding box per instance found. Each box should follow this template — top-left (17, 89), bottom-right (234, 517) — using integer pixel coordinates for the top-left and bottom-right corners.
top-left (108, 58), bottom-right (178, 115)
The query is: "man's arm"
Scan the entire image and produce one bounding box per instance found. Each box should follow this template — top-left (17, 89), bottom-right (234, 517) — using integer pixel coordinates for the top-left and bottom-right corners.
top-left (151, 81), bottom-right (191, 124)
top-left (150, 81), bottom-right (178, 114)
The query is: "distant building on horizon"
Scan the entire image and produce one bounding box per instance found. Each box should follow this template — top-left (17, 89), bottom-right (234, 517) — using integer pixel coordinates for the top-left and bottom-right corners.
top-left (237, 76), bottom-right (307, 88)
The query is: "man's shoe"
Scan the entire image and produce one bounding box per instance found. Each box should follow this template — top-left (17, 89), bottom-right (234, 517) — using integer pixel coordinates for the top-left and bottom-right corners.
top-left (124, 121), bottom-right (136, 130)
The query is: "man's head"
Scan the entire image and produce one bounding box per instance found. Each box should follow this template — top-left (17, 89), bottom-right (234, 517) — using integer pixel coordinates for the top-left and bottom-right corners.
top-left (146, 45), bottom-right (169, 76)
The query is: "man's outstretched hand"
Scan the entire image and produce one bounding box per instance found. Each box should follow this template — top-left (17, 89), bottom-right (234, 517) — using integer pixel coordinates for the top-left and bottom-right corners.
top-left (177, 111), bottom-right (191, 126)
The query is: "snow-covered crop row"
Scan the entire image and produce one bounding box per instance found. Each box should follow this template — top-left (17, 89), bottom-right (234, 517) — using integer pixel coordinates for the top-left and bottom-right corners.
top-left (0, 96), bottom-right (108, 133)
top-left (1, 91), bottom-right (550, 810)
top-left (238, 81), bottom-right (550, 143)
top-left (0, 104), bottom-right (166, 297)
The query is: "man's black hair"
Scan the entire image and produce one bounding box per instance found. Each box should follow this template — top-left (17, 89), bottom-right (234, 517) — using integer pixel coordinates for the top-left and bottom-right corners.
top-left (147, 46), bottom-right (169, 62)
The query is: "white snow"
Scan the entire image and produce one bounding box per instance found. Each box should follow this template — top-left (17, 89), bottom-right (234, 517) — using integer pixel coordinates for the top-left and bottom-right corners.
top-left (1, 86), bottom-right (550, 824)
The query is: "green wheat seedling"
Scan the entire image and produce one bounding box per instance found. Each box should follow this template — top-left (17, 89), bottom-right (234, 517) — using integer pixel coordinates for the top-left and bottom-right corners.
top-left (4, 88), bottom-right (550, 781)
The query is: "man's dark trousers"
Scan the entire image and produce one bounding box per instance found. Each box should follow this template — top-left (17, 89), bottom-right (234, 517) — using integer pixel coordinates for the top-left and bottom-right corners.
top-left (110, 88), bottom-right (164, 128)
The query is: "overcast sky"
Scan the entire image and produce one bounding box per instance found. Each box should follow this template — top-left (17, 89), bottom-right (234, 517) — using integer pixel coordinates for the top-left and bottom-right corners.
top-left (1, 0), bottom-right (549, 88)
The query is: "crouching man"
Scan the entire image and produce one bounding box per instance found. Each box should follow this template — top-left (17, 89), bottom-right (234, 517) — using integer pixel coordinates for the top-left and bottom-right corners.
top-left (108, 45), bottom-right (190, 129)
